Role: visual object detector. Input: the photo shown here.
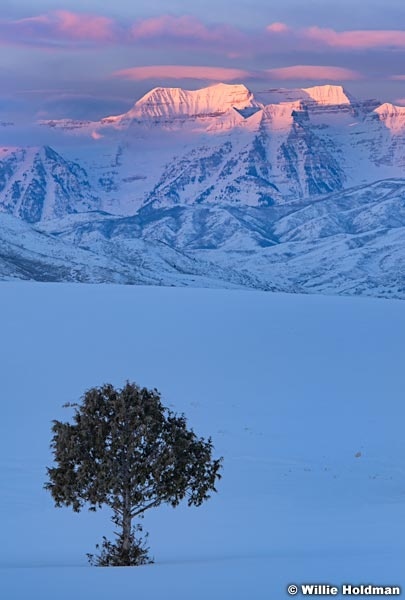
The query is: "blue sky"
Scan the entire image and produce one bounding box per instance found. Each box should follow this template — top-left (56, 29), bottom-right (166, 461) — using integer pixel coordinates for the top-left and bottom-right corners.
top-left (1, 0), bottom-right (405, 120)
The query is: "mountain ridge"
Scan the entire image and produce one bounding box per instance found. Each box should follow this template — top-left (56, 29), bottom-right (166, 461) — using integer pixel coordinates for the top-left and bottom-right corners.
top-left (2, 82), bottom-right (405, 299)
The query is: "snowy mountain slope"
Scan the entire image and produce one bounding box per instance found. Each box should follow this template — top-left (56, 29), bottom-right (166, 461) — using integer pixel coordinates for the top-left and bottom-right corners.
top-left (22, 178), bottom-right (404, 298)
top-left (0, 208), bottom-right (258, 289)
top-left (189, 180), bottom-right (405, 298)
top-left (368, 104), bottom-right (405, 169)
top-left (272, 178), bottom-right (405, 241)
top-left (0, 211), bottom-right (141, 283)
top-left (0, 212), bottom-right (240, 287)
top-left (136, 179), bottom-right (405, 251)
top-left (254, 84), bottom-right (356, 107)
top-left (0, 146), bottom-right (100, 223)
top-left (38, 211), bottom-right (268, 290)
top-left (214, 225), bottom-right (405, 298)
top-left (127, 102), bottom-right (347, 210)
top-left (142, 128), bottom-right (284, 209)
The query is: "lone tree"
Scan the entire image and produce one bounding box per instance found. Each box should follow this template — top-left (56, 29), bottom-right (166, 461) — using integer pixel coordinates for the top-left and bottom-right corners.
top-left (45, 382), bottom-right (222, 566)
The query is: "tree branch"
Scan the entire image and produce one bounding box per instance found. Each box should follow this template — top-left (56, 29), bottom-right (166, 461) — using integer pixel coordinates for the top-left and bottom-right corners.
top-left (131, 498), bottom-right (161, 518)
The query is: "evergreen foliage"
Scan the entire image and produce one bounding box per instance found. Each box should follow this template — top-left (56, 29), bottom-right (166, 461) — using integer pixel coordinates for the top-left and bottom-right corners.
top-left (45, 382), bottom-right (222, 566)
top-left (86, 524), bottom-right (151, 567)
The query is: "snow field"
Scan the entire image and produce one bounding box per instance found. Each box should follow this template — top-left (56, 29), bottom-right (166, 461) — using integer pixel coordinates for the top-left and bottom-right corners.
top-left (0, 282), bottom-right (404, 598)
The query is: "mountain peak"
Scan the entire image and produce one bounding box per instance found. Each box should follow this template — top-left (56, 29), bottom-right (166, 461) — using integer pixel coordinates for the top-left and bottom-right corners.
top-left (121, 82), bottom-right (257, 120)
top-left (263, 100), bottom-right (305, 128)
top-left (374, 102), bottom-right (405, 131)
top-left (375, 102), bottom-right (405, 116)
top-left (301, 84), bottom-right (354, 106)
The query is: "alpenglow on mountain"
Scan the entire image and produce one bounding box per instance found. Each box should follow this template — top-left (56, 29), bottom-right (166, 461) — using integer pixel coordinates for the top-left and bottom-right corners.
top-left (1, 82), bottom-right (405, 298)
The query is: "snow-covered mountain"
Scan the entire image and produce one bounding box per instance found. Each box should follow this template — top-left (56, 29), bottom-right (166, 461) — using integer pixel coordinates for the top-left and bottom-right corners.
top-left (0, 145), bottom-right (99, 223)
top-left (36, 82), bottom-right (404, 209)
top-left (0, 210), bottom-right (260, 288)
top-left (102, 82), bottom-right (260, 123)
top-left (2, 82), bottom-right (405, 298)
top-left (31, 178), bottom-right (405, 298)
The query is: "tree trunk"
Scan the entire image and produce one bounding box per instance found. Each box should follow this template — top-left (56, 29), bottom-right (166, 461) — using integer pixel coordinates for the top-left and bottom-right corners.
top-left (121, 490), bottom-right (132, 566)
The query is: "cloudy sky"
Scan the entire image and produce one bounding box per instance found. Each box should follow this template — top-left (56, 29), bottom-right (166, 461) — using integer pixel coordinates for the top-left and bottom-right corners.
top-left (2, 0), bottom-right (405, 120)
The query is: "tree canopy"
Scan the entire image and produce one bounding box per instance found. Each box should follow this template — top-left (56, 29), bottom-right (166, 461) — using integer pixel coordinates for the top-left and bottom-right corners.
top-left (45, 382), bottom-right (222, 566)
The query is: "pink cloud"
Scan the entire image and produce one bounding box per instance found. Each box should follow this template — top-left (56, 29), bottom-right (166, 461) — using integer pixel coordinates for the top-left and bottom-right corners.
top-left (130, 15), bottom-right (244, 49)
top-left (132, 16), bottom-right (212, 41)
top-left (14, 15), bottom-right (52, 25)
top-left (266, 22), bottom-right (290, 33)
top-left (304, 26), bottom-right (405, 50)
top-left (0, 10), bottom-right (118, 47)
top-left (112, 64), bottom-right (362, 83)
top-left (53, 10), bottom-right (116, 42)
top-left (1, 9), bottom-right (404, 69)
top-left (265, 22), bottom-right (405, 51)
top-left (113, 65), bottom-right (251, 82)
top-left (265, 65), bottom-right (361, 81)
top-left (0, 12), bottom-right (245, 53)
top-left (391, 75), bottom-right (405, 80)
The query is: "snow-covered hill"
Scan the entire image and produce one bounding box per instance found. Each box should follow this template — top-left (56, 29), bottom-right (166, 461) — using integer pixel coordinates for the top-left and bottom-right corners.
top-left (30, 178), bottom-right (404, 298)
top-left (2, 82), bottom-right (405, 297)
top-left (0, 211), bottom-right (261, 289)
